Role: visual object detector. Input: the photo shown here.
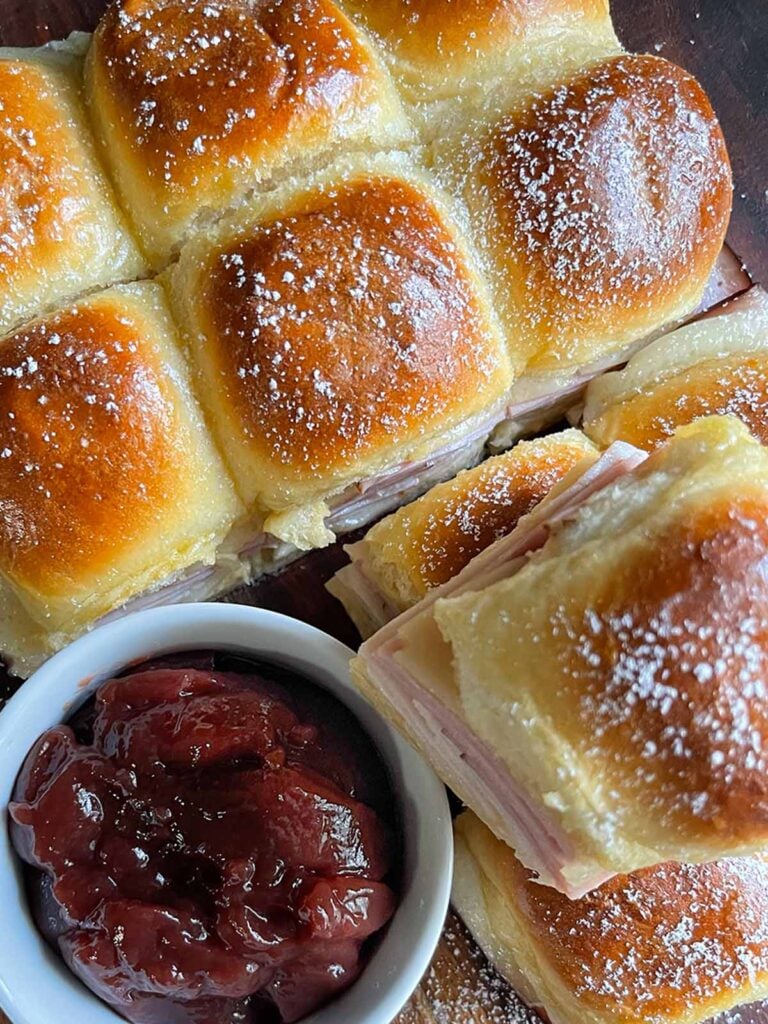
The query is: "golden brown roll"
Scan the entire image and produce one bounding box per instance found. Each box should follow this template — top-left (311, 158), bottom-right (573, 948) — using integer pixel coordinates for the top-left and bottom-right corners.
top-left (583, 287), bottom-right (768, 450)
top-left (433, 54), bottom-right (733, 419)
top-left (453, 811), bottom-right (768, 1024)
top-left (168, 154), bottom-right (514, 551)
top-left (85, 0), bottom-right (413, 267)
top-left (0, 39), bottom-right (144, 335)
top-left (341, 0), bottom-right (620, 136)
top-left (0, 282), bottom-right (242, 675)
top-left (328, 429), bottom-right (597, 637)
top-left (353, 417), bottom-right (768, 895)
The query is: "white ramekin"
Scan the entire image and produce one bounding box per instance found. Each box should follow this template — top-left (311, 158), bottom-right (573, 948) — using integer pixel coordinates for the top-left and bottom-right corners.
top-left (0, 604), bottom-right (452, 1024)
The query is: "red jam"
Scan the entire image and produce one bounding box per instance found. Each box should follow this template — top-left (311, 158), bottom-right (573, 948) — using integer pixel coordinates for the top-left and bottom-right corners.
top-left (10, 655), bottom-right (399, 1024)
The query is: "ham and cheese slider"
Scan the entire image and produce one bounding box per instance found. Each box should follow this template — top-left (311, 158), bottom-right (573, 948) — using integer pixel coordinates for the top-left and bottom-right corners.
top-left (328, 430), bottom-right (597, 637)
top-left (85, 0), bottom-right (412, 267)
top-left (453, 811), bottom-right (768, 1024)
top-left (0, 39), bottom-right (144, 334)
top-left (432, 54), bottom-right (734, 436)
top-left (0, 283), bottom-right (241, 675)
top-left (583, 286), bottom-right (768, 450)
top-left (168, 154), bottom-right (514, 553)
top-left (352, 416), bottom-right (768, 895)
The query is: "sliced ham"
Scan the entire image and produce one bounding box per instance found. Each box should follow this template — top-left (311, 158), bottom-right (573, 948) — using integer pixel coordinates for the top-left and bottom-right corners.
top-left (327, 415), bottom-right (502, 533)
top-left (355, 441), bottom-right (648, 897)
top-left (95, 248), bottom-right (744, 644)
top-left (696, 244), bottom-right (751, 313)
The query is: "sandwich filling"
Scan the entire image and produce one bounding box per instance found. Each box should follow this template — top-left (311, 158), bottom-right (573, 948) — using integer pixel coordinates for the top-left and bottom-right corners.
top-left (354, 442), bottom-right (647, 897)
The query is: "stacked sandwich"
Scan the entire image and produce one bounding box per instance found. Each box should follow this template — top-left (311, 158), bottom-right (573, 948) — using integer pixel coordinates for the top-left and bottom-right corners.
top-left (337, 414), bottom-right (768, 1024)
top-left (0, 0), bottom-right (745, 674)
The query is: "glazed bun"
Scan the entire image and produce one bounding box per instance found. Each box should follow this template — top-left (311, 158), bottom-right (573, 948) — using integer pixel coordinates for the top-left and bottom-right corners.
top-left (168, 154), bottom-right (513, 551)
top-left (583, 287), bottom-right (768, 449)
top-left (433, 54), bottom-right (733, 403)
top-left (453, 811), bottom-right (768, 1024)
top-left (0, 40), bottom-right (144, 334)
top-left (0, 282), bottom-right (241, 675)
top-left (341, 0), bottom-right (620, 136)
top-left (329, 429), bottom-right (597, 636)
top-left (85, 0), bottom-right (413, 267)
top-left (434, 417), bottom-right (768, 882)
top-left (354, 417), bottom-right (768, 894)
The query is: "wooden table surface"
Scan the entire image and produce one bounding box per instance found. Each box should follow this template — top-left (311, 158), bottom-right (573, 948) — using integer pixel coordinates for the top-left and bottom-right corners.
top-left (0, 2), bottom-right (766, 1023)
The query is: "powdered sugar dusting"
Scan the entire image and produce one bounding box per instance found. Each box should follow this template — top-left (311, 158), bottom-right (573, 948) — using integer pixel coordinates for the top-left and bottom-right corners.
top-left (0, 297), bottom-right (183, 593)
top-left (594, 356), bottom-right (768, 451)
top-left (200, 176), bottom-right (507, 477)
top-left (97, 0), bottom-right (380, 194)
top-left (0, 59), bottom-right (128, 333)
top-left (523, 857), bottom-right (768, 1021)
top-left (402, 913), bottom-right (537, 1024)
top-left (442, 54), bottom-right (731, 366)
top-left (548, 502), bottom-right (768, 833)
top-left (370, 436), bottom-right (590, 594)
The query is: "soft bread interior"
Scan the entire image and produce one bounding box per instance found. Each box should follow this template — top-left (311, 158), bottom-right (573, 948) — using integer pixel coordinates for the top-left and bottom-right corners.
top-left (340, 0), bottom-right (621, 139)
top-left (352, 443), bottom-right (645, 894)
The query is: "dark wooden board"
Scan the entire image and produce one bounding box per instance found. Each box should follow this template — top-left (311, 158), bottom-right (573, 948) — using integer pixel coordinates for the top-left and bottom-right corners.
top-left (0, 2), bottom-right (766, 1023)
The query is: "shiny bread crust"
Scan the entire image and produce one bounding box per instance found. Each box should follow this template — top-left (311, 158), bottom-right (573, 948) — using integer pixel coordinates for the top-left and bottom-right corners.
top-left (453, 812), bottom-right (768, 1024)
top-left (85, 0), bottom-right (412, 266)
top-left (0, 46), bottom-right (144, 334)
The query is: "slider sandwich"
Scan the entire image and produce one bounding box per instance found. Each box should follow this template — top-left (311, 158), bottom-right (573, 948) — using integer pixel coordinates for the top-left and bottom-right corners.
top-left (328, 430), bottom-right (598, 637)
top-left (432, 53), bottom-right (734, 437)
top-left (0, 283), bottom-right (242, 675)
top-left (352, 416), bottom-right (768, 895)
top-left (453, 811), bottom-right (768, 1024)
top-left (583, 286), bottom-right (768, 450)
top-left (168, 153), bottom-right (515, 554)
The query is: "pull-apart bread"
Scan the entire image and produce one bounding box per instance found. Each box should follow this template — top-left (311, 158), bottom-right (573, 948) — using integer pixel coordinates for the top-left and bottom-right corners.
top-left (85, 0), bottom-right (413, 267)
top-left (0, 40), bottom-right (144, 335)
top-left (453, 811), bottom-right (768, 1024)
top-left (352, 416), bottom-right (768, 895)
top-left (328, 430), bottom-right (598, 637)
top-left (168, 155), bottom-right (513, 552)
top-left (0, 283), bottom-right (241, 675)
top-left (583, 286), bottom-right (768, 450)
top-left (340, 0), bottom-right (621, 137)
top-left (0, 0), bottom-right (744, 677)
top-left (432, 54), bottom-right (733, 435)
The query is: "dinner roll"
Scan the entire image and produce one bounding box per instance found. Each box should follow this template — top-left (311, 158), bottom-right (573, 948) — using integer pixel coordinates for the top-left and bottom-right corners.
top-left (168, 154), bottom-right (514, 551)
top-left (433, 54), bottom-right (732, 388)
top-left (0, 282), bottom-right (242, 675)
top-left (453, 811), bottom-right (768, 1024)
top-left (329, 430), bottom-right (597, 637)
top-left (583, 287), bottom-right (768, 449)
top-left (342, 0), bottom-right (620, 137)
top-left (85, 0), bottom-right (413, 268)
top-left (0, 40), bottom-right (144, 335)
